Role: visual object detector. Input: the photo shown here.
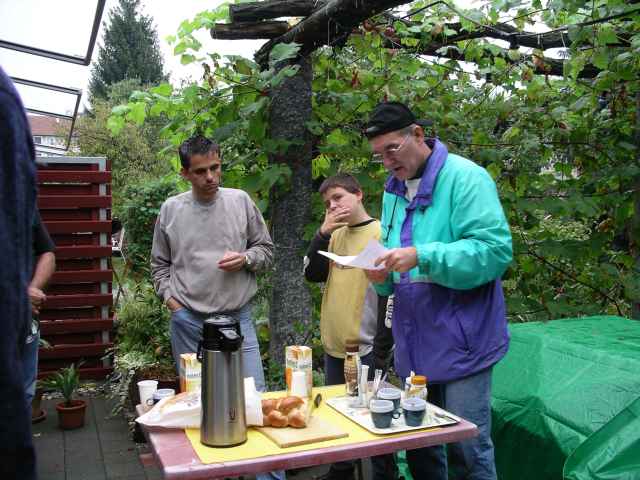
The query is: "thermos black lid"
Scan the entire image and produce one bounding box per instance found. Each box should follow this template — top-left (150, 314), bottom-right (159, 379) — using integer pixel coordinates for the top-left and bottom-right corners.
top-left (201, 315), bottom-right (243, 352)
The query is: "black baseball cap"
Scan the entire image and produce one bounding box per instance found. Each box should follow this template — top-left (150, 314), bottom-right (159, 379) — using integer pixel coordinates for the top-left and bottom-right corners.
top-left (364, 101), bottom-right (432, 139)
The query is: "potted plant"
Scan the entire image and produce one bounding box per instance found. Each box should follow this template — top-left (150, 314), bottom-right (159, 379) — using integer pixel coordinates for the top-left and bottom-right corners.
top-left (42, 363), bottom-right (87, 430)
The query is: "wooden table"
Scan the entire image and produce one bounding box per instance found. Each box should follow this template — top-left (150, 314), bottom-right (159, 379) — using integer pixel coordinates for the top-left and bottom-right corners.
top-left (137, 394), bottom-right (478, 479)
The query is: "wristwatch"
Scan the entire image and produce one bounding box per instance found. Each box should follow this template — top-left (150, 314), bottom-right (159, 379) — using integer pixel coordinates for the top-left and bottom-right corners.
top-left (244, 254), bottom-right (253, 270)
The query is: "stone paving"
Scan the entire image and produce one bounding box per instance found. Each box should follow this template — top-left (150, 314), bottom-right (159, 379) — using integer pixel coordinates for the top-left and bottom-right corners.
top-left (33, 396), bottom-right (162, 480)
top-left (32, 395), bottom-right (352, 480)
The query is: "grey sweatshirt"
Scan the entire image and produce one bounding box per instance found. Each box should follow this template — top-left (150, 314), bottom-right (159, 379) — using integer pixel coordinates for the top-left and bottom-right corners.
top-left (151, 188), bottom-right (274, 314)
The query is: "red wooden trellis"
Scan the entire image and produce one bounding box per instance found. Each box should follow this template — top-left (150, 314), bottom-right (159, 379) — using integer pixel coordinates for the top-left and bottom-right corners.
top-left (36, 156), bottom-right (113, 380)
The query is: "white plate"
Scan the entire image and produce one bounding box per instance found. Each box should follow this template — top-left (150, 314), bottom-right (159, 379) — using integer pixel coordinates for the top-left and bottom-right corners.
top-left (326, 395), bottom-right (460, 435)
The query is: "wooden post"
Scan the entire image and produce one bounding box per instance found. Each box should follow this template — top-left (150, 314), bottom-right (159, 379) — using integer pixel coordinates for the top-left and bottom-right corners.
top-left (267, 57), bottom-right (314, 370)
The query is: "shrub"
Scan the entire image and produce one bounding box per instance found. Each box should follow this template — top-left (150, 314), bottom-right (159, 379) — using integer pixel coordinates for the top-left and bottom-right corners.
top-left (107, 282), bottom-right (174, 414)
top-left (119, 175), bottom-right (182, 276)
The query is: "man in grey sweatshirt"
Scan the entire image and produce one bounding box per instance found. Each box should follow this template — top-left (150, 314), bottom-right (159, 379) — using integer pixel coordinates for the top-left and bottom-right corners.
top-left (151, 135), bottom-right (274, 392)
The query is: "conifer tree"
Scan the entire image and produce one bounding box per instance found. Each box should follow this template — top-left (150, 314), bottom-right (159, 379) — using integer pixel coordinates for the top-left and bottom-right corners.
top-left (89, 0), bottom-right (165, 101)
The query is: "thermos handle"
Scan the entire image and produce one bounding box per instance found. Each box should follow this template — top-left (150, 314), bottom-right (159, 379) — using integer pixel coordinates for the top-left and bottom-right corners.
top-left (220, 328), bottom-right (243, 350)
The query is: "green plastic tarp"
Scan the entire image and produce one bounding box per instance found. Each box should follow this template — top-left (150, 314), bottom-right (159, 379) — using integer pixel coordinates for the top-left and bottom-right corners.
top-left (492, 316), bottom-right (640, 480)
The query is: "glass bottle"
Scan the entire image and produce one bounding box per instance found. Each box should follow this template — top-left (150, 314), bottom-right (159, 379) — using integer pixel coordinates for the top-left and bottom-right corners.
top-left (406, 375), bottom-right (428, 401)
top-left (343, 340), bottom-right (361, 396)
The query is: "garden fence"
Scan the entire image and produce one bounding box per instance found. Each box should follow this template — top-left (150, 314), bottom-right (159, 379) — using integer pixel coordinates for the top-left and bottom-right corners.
top-left (36, 156), bottom-right (113, 380)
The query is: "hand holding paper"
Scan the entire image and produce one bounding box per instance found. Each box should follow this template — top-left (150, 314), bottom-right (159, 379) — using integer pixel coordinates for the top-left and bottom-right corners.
top-left (318, 239), bottom-right (389, 270)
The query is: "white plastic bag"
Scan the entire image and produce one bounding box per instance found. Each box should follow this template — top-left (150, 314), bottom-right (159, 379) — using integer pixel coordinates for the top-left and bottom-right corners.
top-left (136, 391), bottom-right (201, 428)
top-left (244, 376), bottom-right (264, 427)
top-left (136, 377), bottom-right (264, 429)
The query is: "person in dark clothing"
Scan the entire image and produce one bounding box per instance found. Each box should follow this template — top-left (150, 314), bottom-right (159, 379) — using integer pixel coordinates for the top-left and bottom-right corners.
top-left (24, 210), bottom-right (56, 407)
top-left (0, 64), bottom-right (38, 479)
top-left (304, 173), bottom-right (397, 480)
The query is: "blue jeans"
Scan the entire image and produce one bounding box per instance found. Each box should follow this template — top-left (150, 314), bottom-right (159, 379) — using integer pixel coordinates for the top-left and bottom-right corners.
top-left (170, 303), bottom-right (285, 480)
top-left (22, 325), bottom-right (39, 407)
top-left (405, 367), bottom-right (497, 480)
top-left (170, 303), bottom-right (266, 391)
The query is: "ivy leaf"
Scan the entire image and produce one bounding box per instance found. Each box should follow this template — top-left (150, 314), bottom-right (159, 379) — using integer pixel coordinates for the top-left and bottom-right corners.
top-left (268, 42), bottom-right (301, 66)
top-left (211, 121), bottom-right (240, 142)
top-left (551, 106), bottom-right (567, 120)
top-left (107, 115), bottom-right (125, 135)
top-left (327, 129), bottom-right (349, 146)
top-left (312, 154), bottom-right (331, 179)
top-left (591, 49), bottom-right (610, 70)
top-left (150, 83), bottom-right (172, 97)
top-left (111, 105), bottom-right (129, 116)
top-left (181, 54), bottom-right (196, 65)
top-left (507, 49), bottom-right (521, 61)
top-left (241, 97), bottom-right (268, 117)
top-left (127, 102), bottom-right (147, 125)
top-left (570, 96), bottom-right (590, 111)
top-left (269, 64), bottom-right (301, 87)
top-left (596, 26), bottom-right (618, 46)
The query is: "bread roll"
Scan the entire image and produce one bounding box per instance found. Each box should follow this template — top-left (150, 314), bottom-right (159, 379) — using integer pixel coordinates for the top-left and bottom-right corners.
top-left (261, 396), bottom-right (307, 428)
top-left (287, 409), bottom-right (306, 428)
top-left (277, 396), bottom-right (304, 414)
top-left (261, 398), bottom-right (278, 416)
top-left (266, 410), bottom-right (288, 428)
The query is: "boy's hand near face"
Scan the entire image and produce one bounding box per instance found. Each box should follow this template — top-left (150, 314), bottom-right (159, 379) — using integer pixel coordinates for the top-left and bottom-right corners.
top-left (320, 207), bottom-right (350, 237)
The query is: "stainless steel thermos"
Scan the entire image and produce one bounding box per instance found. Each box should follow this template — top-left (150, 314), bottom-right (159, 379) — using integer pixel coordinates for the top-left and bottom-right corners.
top-left (198, 315), bottom-right (247, 447)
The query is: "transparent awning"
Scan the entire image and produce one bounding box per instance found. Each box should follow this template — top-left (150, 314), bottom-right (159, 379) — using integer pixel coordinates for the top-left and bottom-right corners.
top-left (0, 0), bottom-right (105, 152)
top-left (0, 0), bottom-right (105, 66)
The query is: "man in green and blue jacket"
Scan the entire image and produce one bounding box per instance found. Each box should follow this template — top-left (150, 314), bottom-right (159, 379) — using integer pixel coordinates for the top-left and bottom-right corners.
top-left (365, 102), bottom-right (512, 480)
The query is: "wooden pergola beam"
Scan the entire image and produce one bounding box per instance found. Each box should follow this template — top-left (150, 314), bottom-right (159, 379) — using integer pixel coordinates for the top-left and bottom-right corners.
top-left (254, 0), bottom-right (412, 67)
top-left (229, 0), bottom-right (325, 23)
top-left (211, 21), bottom-right (290, 40)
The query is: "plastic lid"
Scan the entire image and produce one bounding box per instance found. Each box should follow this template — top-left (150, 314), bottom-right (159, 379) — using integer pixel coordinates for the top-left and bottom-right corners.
top-left (411, 375), bottom-right (427, 386)
top-left (401, 397), bottom-right (427, 411)
top-left (369, 399), bottom-right (394, 413)
top-left (377, 387), bottom-right (401, 399)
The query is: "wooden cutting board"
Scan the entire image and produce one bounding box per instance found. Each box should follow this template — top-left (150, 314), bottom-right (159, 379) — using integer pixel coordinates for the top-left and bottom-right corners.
top-left (256, 415), bottom-right (348, 448)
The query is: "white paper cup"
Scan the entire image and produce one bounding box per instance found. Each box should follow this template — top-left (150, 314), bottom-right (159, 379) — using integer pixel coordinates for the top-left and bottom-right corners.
top-left (138, 380), bottom-right (158, 410)
top-left (290, 370), bottom-right (308, 397)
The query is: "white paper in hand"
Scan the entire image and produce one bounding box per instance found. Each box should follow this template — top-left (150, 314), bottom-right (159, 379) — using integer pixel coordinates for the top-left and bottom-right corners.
top-left (318, 239), bottom-right (389, 270)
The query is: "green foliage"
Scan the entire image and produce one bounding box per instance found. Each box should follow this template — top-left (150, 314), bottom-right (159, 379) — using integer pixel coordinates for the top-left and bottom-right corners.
top-left (115, 283), bottom-right (172, 362)
top-left (107, 0), bottom-right (639, 322)
top-left (41, 363), bottom-right (81, 407)
top-left (119, 176), bottom-right (182, 276)
top-left (107, 283), bottom-right (174, 415)
top-left (76, 80), bottom-right (174, 214)
top-left (89, 0), bottom-right (165, 101)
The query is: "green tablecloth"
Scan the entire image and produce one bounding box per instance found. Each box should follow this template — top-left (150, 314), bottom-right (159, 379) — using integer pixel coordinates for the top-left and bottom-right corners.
top-left (492, 315), bottom-right (640, 480)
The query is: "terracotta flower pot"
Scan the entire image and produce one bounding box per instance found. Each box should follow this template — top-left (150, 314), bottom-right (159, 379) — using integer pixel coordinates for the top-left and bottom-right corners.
top-left (56, 400), bottom-right (87, 430)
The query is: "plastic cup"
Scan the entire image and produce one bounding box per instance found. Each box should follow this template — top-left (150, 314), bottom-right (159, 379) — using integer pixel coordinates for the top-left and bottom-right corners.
top-left (401, 397), bottom-right (427, 426)
top-left (146, 388), bottom-right (175, 406)
top-left (377, 387), bottom-right (401, 410)
top-left (138, 380), bottom-right (158, 410)
top-left (290, 370), bottom-right (308, 397)
top-left (370, 399), bottom-right (400, 428)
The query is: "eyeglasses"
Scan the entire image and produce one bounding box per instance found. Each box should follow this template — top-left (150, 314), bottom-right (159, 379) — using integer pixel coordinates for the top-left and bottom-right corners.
top-left (371, 132), bottom-right (412, 163)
